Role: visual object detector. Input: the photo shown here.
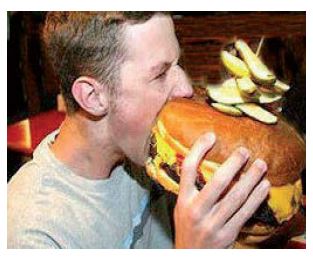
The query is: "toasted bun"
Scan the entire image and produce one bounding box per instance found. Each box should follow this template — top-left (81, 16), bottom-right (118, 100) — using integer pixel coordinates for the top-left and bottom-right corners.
top-left (235, 208), bottom-right (305, 248)
top-left (157, 98), bottom-right (305, 186)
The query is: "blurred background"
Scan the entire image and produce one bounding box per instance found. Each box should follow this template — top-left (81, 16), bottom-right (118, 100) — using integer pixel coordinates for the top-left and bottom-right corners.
top-left (7, 11), bottom-right (306, 185)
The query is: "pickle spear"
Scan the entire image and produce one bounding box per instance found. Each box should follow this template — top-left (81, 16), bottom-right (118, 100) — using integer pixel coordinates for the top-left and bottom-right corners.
top-left (236, 103), bottom-right (278, 124)
top-left (211, 103), bottom-right (243, 116)
top-left (206, 78), bottom-right (247, 104)
top-left (257, 90), bottom-right (282, 104)
top-left (274, 79), bottom-right (291, 94)
top-left (221, 50), bottom-right (250, 78)
top-left (236, 77), bottom-right (257, 95)
top-left (235, 39), bottom-right (276, 85)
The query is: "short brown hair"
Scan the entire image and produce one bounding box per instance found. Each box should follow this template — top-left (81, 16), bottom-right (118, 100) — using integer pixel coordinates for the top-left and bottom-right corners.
top-left (43, 11), bottom-right (169, 113)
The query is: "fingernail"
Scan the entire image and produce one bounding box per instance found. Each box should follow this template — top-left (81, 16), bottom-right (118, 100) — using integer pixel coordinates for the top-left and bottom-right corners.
top-left (238, 147), bottom-right (249, 159)
top-left (206, 132), bottom-right (216, 143)
top-left (261, 179), bottom-right (271, 189)
top-left (255, 159), bottom-right (267, 172)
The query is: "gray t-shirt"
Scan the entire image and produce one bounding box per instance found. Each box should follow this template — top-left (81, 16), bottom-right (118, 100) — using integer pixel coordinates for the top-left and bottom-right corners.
top-left (8, 131), bottom-right (174, 249)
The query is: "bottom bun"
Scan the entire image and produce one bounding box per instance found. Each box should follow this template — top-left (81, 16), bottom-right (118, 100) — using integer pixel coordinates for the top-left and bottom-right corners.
top-left (240, 222), bottom-right (276, 236)
top-left (235, 208), bottom-right (305, 248)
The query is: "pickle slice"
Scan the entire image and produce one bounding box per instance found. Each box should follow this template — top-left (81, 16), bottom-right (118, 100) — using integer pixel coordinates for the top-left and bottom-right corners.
top-left (274, 79), bottom-right (291, 93)
top-left (236, 103), bottom-right (278, 124)
top-left (236, 77), bottom-right (257, 95)
top-left (211, 103), bottom-right (243, 116)
top-left (257, 90), bottom-right (282, 104)
top-left (206, 78), bottom-right (247, 104)
top-left (221, 50), bottom-right (250, 77)
top-left (235, 40), bottom-right (276, 85)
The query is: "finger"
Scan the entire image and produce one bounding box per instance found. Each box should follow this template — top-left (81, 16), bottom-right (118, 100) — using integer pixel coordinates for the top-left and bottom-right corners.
top-left (223, 178), bottom-right (271, 234)
top-left (203, 159), bottom-right (268, 229)
top-left (179, 132), bottom-right (216, 197)
top-left (194, 147), bottom-right (250, 209)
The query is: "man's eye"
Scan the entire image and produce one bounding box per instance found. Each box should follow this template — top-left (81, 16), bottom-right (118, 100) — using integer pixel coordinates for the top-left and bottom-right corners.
top-left (155, 70), bottom-right (167, 80)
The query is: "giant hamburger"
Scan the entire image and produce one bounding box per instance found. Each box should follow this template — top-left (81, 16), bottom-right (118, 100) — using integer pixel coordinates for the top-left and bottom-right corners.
top-left (145, 98), bottom-right (305, 248)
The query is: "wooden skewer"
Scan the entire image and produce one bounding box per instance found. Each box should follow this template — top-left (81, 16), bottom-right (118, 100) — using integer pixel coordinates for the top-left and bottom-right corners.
top-left (256, 36), bottom-right (265, 57)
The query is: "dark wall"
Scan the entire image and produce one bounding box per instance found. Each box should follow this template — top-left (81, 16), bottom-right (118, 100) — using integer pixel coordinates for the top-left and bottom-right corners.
top-left (7, 11), bottom-right (59, 124)
top-left (7, 12), bottom-right (28, 123)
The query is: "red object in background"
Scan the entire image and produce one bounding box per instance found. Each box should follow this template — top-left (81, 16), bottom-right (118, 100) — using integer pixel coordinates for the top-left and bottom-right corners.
top-left (7, 110), bottom-right (65, 156)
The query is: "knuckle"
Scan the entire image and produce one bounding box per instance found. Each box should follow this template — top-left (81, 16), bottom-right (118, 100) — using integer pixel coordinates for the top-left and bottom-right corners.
top-left (181, 159), bottom-right (193, 172)
top-left (211, 178), bottom-right (227, 192)
top-left (216, 230), bottom-right (235, 246)
top-left (186, 206), bottom-right (201, 223)
top-left (213, 231), bottom-right (227, 246)
top-left (217, 231), bottom-right (227, 241)
top-left (228, 190), bottom-right (247, 203)
top-left (241, 209), bottom-right (254, 221)
top-left (203, 223), bottom-right (216, 238)
top-left (228, 229), bottom-right (240, 242)
top-left (227, 231), bottom-right (238, 243)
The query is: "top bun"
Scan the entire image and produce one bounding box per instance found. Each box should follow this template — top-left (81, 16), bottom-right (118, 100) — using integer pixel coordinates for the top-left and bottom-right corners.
top-left (157, 98), bottom-right (305, 186)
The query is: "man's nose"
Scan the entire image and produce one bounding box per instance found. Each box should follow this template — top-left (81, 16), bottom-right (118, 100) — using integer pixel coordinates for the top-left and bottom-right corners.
top-left (169, 66), bottom-right (194, 99)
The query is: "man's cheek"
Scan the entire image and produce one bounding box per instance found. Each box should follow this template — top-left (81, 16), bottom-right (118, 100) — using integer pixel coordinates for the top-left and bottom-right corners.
top-left (113, 107), bottom-right (146, 137)
top-left (124, 112), bottom-right (151, 135)
top-left (123, 101), bottom-right (157, 128)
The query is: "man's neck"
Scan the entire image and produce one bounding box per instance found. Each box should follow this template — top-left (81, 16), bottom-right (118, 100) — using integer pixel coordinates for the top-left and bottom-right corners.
top-left (50, 114), bottom-right (124, 180)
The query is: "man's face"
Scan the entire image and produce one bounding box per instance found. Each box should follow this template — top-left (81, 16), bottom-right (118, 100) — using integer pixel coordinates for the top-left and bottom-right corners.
top-left (108, 14), bottom-right (193, 165)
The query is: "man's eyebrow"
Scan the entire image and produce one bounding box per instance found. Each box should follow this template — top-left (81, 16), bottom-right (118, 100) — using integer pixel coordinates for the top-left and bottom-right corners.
top-left (149, 62), bottom-right (171, 76)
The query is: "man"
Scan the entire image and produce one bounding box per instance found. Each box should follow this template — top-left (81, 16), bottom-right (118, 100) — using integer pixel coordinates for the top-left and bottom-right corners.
top-left (8, 12), bottom-right (270, 248)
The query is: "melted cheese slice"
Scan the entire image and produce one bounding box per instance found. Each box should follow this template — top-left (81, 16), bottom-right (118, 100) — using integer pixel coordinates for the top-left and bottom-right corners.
top-left (152, 125), bottom-right (177, 166)
top-left (268, 179), bottom-right (302, 223)
top-left (156, 121), bottom-right (220, 176)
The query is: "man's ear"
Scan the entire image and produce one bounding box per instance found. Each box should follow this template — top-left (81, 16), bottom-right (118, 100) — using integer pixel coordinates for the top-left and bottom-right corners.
top-left (72, 76), bottom-right (109, 116)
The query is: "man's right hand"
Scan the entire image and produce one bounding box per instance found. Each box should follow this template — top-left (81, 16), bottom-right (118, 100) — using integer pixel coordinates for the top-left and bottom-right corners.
top-left (174, 132), bottom-right (270, 249)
